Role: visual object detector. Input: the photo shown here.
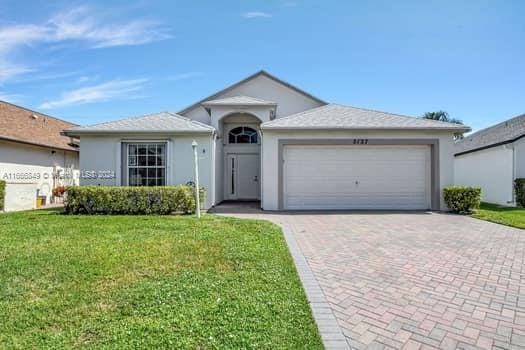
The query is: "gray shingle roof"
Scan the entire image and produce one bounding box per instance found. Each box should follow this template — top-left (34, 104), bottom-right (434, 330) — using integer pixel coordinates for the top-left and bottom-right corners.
top-left (202, 95), bottom-right (276, 106)
top-left (63, 112), bottom-right (214, 135)
top-left (261, 104), bottom-right (470, 131)
top-left (455, 113), bottom-right (525, 155)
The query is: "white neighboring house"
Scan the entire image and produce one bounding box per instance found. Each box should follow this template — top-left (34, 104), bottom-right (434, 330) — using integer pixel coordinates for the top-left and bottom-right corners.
top-left (454, 114), bottom-right (525, 206)
top-left (64, 70), bottom-right (468, 211)
top-left (0, 101), bottom-right (79, 211)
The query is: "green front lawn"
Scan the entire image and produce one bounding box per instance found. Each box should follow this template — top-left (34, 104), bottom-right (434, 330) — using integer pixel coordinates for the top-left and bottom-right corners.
top-left (0, 209), bottom-right (322, 349)
top-left (472, 202), bottom-right (525, 229)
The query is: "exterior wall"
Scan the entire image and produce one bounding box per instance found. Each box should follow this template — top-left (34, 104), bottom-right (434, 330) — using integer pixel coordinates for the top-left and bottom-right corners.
top-left (454, 145), bottom-right (515, 206)
top-left (261, 130), bottom-right (456, 211)
top-left (514, 137), bottom-right (525, 179)
top-left (78, 133), bottom-right (215, 209)
top-left (180, 74), bottom-right (324, 123)
top-left (0, 139), bottom-right (79, 209)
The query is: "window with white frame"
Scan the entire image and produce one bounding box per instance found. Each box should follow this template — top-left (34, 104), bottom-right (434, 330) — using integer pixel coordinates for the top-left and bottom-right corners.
top-left (127, 143), bottom-right (166, 186)
top-left (228, 126), bottom-right (258, 144)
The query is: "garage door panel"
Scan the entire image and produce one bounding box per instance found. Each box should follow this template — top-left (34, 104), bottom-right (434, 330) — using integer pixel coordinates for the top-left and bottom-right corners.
top-left (283, 145), bottom-right (430, 210)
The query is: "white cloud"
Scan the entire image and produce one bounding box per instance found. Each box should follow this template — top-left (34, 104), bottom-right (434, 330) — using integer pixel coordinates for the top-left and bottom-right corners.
top-left (0, 92), bottom-right (23, 103)
top-left (0, 6), bottom-right (170, 83)
top-left (39, 78), bottom-right (148, 109)
top-left (242, 11), bottom-right (273, 19)
top-left (47, 7), bottom-right (170, 48)
top-left (166, 71), bottom-right (204, 81)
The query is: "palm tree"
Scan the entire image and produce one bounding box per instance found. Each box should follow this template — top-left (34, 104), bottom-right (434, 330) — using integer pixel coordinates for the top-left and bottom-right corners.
top-left (422, 110), bottom-right (463, 125)
top-left (422, 110), bottom-right (464, 139)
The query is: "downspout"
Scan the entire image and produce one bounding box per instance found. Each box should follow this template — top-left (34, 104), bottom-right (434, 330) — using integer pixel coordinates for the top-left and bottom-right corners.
top-left (210, 130), bottom-right (217, 208)
top-left (512, 143), bottom-right (517, 206)
top-left (259, 128), bottom-right (264, 210)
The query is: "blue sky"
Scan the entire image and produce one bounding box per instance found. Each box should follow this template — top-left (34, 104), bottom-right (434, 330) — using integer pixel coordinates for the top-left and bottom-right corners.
top-left (0, 0), bottom-right (523, 132)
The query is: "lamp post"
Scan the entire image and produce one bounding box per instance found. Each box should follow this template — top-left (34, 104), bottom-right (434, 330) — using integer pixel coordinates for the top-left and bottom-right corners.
top-left (191, 140), bottom-right (201, 218)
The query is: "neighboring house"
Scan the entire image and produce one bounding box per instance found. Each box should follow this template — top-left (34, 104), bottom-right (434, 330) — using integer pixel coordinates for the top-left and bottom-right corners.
top-left (0, 101), bottom-right (79, 211)
top-left (64, 70), bottom-right (468, 211)
top-left (454, 114), bottom-right (525, 206)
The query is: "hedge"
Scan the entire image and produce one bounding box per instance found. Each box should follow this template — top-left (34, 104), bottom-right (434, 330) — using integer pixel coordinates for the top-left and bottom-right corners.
top-left (515, 178), bottom-right (525, 207)
top-left (0, 180), bottom-right (5, 211)
top-left (64, 186), bottom-right (205, 215)
top-left (443, 186), bottom-right (481, 214)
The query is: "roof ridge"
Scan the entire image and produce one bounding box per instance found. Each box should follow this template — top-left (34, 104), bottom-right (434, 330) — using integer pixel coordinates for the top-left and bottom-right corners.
top-left (457, 113), bottom-right (525, 143)
top-left (67, 111), bottom-right (215, 133)
top-left (0, 99), bottom-right (78, 126)
top-left (262, 103), bottom-right (470, 131)
top-left (78, 111), bottom-right (170, 129)
top-left (165, 111), bottom-right (214, 130)
top-left (261, 103), bottom-right (333, 125)
top-left (331, 103), bottom-right (465, 127)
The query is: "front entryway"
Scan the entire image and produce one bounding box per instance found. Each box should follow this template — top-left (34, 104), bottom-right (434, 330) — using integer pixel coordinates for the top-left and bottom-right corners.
top-left (226, 153), bottom-right (260, 200)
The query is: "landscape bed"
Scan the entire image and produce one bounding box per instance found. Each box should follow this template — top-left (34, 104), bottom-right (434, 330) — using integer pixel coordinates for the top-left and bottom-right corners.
top-left (0, 209), bottom-right (322, 349)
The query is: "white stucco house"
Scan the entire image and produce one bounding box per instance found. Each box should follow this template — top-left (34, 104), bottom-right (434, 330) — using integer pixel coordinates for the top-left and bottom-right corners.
top-left (455, 114), bottom-right (525, 206)
top-left (0, 101), bottom-right (79, 211)
top-left (64, 71), bottom-right (468, 211)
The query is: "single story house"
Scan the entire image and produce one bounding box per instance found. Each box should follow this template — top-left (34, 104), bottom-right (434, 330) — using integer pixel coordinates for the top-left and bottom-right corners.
top-left (64, 71), bottom-right (468, 211)
top-left (455, 113), bottom-right (525, 206)
top-left (0, 101), bottom-right (79, 211)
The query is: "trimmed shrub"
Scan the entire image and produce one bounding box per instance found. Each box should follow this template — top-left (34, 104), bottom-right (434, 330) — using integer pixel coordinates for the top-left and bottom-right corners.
top-left (443, 186), bottom-right (481, 214)
top-left (515, 178), bottom-right (525, 207)
top-left (64, 186), bottom-right (205, 215)
top-left (0, 180), bottom-right (5, 211)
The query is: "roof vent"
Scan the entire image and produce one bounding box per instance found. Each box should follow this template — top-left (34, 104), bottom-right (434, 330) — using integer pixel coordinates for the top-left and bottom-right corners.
top-left (31, 114), bottom-right (39, 119)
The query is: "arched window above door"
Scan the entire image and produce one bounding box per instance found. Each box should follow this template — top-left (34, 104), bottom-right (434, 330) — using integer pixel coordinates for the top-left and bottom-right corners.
top-left (228, 126), bottom-right (258, 144)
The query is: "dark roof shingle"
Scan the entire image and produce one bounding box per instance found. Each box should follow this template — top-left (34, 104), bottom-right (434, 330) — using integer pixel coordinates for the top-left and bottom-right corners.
top-left (455, 114), bottom-right (525, 155)
top-left (0, 100), bottom-right (78, 151)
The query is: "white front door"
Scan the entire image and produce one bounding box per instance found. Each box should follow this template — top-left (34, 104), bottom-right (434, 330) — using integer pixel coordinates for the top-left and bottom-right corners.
top-left (227, 153), bottom-right (260, 200)
top-left (283, 145), bottom-right (431, 210)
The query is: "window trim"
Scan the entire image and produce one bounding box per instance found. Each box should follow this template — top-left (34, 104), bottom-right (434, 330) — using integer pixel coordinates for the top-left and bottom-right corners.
top-left (122, 141), bottom-right (168, 186)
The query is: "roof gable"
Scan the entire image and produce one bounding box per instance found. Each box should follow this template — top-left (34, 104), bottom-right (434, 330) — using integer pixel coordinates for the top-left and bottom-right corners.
top-left (0, 100), bottom-right (78, 151)
top-left (455, 113), bottom-right (525, 155)
top-left (178, 70), bottom-right (326, 118)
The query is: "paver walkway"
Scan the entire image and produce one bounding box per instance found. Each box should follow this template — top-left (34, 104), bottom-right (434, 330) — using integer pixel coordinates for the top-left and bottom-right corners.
top-left (214, 203), bottom-right (525, 350)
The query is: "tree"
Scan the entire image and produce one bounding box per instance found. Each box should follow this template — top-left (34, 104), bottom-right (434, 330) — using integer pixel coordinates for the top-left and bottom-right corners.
top-left (421, 110), bottom-right (464, 139)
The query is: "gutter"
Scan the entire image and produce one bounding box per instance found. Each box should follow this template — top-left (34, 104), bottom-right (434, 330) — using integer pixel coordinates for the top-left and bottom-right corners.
top-left (0, 135), bottom-right (78, 153)
top-left (454, 134), bottom-right (525, 157)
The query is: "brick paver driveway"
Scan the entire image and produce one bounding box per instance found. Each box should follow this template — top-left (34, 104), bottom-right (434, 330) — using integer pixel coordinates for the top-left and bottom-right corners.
top-left (216, 205), bottom-right (525, 350)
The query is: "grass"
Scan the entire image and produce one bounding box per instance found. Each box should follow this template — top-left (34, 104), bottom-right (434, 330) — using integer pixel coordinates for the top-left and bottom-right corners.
top-left (472, 202), bottom-right (525, 229)
top-left (0, 209), bottom-right (322, 349)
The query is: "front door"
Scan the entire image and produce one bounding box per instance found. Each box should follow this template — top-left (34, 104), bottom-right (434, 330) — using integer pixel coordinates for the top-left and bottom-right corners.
top-left (227, 153), bottom-right (260, 200)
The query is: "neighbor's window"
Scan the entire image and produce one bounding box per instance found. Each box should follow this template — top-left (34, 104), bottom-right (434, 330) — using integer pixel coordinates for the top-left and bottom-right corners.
top-left (228, 126), bottom-right (258, 144)
top-left (127, 143), bottom-right (166, 186)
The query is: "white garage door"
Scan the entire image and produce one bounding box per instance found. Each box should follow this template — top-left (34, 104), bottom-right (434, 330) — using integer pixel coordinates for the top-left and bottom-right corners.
top-left (283, 145), bottom-right (431, 210)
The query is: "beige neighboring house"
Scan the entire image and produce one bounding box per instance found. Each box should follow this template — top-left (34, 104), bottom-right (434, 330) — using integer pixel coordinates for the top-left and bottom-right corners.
top-left (0, 101), bottom-right (79, 211)
top-left (65, 70), bottom-right (469, 211)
